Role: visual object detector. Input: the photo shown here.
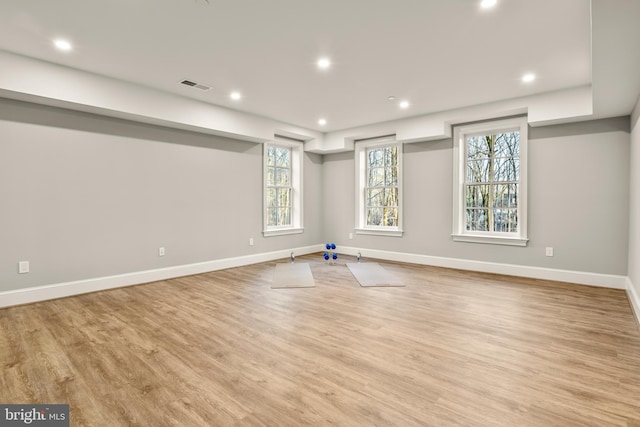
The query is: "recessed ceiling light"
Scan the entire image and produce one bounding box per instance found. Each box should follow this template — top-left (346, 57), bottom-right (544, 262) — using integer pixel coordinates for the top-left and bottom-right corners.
top-left (522, 73), bottom-right (536, 83)
top-left (480, 0), bottom-right (497, 9)
top-left (230, 91), bottom-right (242, 100)
top-left (318, 118), bottom-right (327, 126)
top-left (399, 100), bottom-right (410, 109)
top-left (388, 96), bottom-right (396, 101)
top-left (317, 58), bottom-right (331, 70)
top-left (53, 39), bottom-right (72, 51)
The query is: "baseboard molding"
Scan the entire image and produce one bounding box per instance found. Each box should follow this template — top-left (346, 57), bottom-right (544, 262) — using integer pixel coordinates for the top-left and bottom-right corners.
top-left (0, 244), bottom-right (322, 309)
top-left (2, 244), bottom-right (631, 310)
top-left (627, 278), bottom-right (640, 327)
top-left (337, 246), bottom-right (628, 289)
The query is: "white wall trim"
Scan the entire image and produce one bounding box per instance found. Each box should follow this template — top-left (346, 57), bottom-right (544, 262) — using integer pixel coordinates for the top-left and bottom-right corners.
top-left (263, 228), bottom-right (304, 237)
top-left (263, 139), bottom-right (304, 234)
top-left (0, 245), bottom-right (323, 309)
top-left (337, 246), bottom-right (627, 289)
top-left (354, 138), bottom-right (403, 233)
top-left (2, 244), bottom-right (633, 310)
top-left (355, 228), bottom-right (404, 237)
top-left (451, 116), bottom-right (529, 246)
top-left (627, 278), bottom-right (640, 327)
top-left (451, 234), bottom-right (528, 247)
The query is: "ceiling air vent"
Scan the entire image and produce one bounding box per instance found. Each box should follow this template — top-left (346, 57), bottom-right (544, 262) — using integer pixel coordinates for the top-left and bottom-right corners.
top-left (180, 79), bottom-right (212, 91)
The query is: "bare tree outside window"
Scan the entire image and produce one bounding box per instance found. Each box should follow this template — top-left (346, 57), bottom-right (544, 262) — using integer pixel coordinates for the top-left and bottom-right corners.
top-left (465, 131), bottom-right (520, 233)
top-left (266, 146), bottom-right (292, 227)
top-left (366, 146), bottom-right (399, 226)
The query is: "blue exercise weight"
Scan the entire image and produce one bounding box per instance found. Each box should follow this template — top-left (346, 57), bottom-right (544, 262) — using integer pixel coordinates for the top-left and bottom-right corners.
top-left (323, 243), bottom-right (338, 264)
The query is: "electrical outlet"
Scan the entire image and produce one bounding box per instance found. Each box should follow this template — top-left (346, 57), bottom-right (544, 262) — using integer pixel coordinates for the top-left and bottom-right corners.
top-left (18, 261), bottom-right (29, 274)
top-left (349, 232), bottom-right (353, 240)
top-left (545, 247), bottom-right (554, 257)
top-left (159, 247), bottom-right (165, 256)
top-left (249, 238), bottom-right (254, 246)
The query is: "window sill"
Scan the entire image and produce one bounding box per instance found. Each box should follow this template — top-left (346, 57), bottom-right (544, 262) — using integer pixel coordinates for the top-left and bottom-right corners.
top-left (263, 227), bottom-right (304, 237)
top-left (452, 234), bottom-right (528, 247)
top-left (355, 228), bottom-right (403, 237)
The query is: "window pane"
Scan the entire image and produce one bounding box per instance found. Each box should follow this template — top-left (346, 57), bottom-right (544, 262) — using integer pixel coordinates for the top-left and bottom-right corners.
top-left (362, 143), bottom-right (401, 230)
top-left (265, 143), bottom-right (299, 231)
top-left (275, 147), bottom-right (290, 167)
top-left (277, 188), bottom-right (291, 208)
top-left (277, 207), bottom-right (291, 225)
top-left (493, 208), bottom-right (518, 232)
top-left (366, 188), bottom-right (384, 207)
top-left (385, 166), bottom-right (398, 186)
top-left (383, 207), bottom-right (398, 226)
top-left (368, 148), bottom-right (384, 167)
top-left (508, 209), bottom-right (518, 232)
top-left (267, 166), bottom-right (275, 186)
top-left (493, 209), bottom-right (507, 232)
top-left (275, 167), bottom-right (290, 186)
top-left (466, 135), bottom-right (490, 159)
top-left (384, 146), bottom-right (398, 166)
top-left (267, 207), bottom-right (277, 226)
top-left (367, 208), bottom-right (383, 226)
top-left (466, 159), bottom-right (490, 183)
top-left (367, 167), bottom-right (384, 187)
top-left (494, 132), bottom-right (520, 157)
top-left (494, 158), bottom-right (519, 182)
top-left (466, 209), bottom-right (489, 231)
top-left (384, 188), bottom-right (398, 207)
top-left (267, 147), bottom-right (276, 166)
top-left (267, 188), bottom-right (277, 207)
top-left (465, 185), bottom-right (490, 208)
top-left (493, 184), bottom-right (518, 208)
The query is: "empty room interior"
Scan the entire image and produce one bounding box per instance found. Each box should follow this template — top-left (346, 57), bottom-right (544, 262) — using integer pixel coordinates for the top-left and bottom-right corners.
top-left (2, 0), bottom-right (640, 425)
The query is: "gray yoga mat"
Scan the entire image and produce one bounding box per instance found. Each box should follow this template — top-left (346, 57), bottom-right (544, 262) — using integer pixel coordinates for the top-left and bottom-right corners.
top-left (346, 262), bottom-right (405, 287)
top-left (271, 263), bottom-right (316, 289)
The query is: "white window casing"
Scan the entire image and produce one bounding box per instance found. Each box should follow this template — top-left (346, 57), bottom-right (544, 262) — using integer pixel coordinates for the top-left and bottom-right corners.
top-left (355, 136), bottom-right (403, 237)
top-left (263, 138), bottom-right (303, 237)
top-left (452, 116), bottom-right (528, 246)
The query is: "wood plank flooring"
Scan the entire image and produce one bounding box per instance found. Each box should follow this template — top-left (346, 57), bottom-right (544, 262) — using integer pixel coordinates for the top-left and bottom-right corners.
top-left (1, 254), bottom-right (640, 426)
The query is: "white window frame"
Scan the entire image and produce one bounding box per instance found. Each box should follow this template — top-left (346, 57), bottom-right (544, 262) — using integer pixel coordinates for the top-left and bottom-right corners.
top-left (452, 116), bottom-right (528, 246)
top-left (355, 136), bottom-right (403, 237)
top-left (263, 138), bottom-right (303, 237)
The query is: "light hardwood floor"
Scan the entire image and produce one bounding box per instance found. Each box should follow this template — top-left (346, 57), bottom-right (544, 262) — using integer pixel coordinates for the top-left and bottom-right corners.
top-left (1, 254), bottom-right (640, 426)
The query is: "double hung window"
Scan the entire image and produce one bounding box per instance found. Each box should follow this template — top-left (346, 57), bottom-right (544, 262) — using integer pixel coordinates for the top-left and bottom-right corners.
top-left (355, 137), bottom-right (403, 236)
top-left (452, 117), bottom-right (528, 246)
top-left (264, 139), bottom-right (303, 236)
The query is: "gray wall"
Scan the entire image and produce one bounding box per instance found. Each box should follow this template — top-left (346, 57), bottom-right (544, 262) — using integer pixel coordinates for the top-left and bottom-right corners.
top-left (323, 117), bottom-right (630, 275)
top-left (0, 98), bottom-right (324, 292)
top-left (629, 97), bottom-right (640, 293)
top-left (0, 97), bottom-right (632, 295)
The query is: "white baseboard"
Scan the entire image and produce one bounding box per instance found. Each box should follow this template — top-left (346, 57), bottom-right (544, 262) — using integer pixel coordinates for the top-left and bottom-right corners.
top-left (2, 244), bottom-right (631, 310)
top-left (337, 246), bottom-right (628, 289)
top-left (0, 244), bottom-right (322, 309)
top-left (627, 278), bottom-right (640, 327)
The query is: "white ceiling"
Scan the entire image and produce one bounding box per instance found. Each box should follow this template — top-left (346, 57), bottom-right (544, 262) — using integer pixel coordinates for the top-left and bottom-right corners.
top-left (0, 0), bottom-right (636, 133)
